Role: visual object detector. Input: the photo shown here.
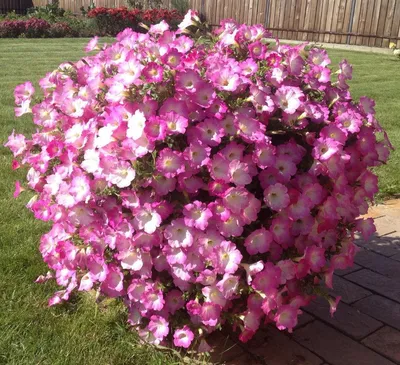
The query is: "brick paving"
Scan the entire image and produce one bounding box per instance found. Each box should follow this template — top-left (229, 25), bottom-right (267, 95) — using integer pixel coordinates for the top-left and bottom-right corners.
top-left (210, 200), bottom-right (400, 365)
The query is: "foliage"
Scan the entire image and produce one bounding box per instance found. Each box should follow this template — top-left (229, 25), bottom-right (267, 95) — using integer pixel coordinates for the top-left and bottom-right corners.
top-left (171, 0), bottom-right (190, 15)
top-left (27, 0), bottom-right (67, 23)
top-left (87, 7), bottom-right (141, 35)
top-left (5, 11), bottom-right (393, 351)
top-left (80, 0), bottom-right (96, 17)
top-left (48, 22), bottom-right (75, 38)
top-left (126, 0), bottom-right (164, 9)
top-left (0, 10), bottom-right (24, 20)
top-left (389, 42), bottom-right (400, 59)
top-left (62, 17), bottom-right (99, 37)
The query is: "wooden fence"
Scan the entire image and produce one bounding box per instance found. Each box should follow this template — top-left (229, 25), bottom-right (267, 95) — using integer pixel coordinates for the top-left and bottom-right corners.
top-left (5, 0), bottom-right (400, 47)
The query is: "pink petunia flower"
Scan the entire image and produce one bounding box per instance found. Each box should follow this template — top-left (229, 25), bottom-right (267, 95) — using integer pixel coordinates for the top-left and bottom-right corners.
top-left (201, 302), bottom-right (222, 326)
top-left (264, 183), bottom-right (290, 211)
top-left (312, 138), bottom-right (341, 161)
top-left (252, 263), bottom-right (281, 295)
top-left (147, 315), bottom-right (169, 342)
top-left (85, 36), bottom-right (99, 52)
top-left (214, 241), bottom-right (243, 274)
top-left (274, 305), bottom-right (300, 332)
top-left (133, 205), bottom-right (162, 234)
top-left (274, 86), bottom-right (303, 114)
top-left (142, 62), bottom-right (164, 83)
top-left (13, 180), bottom-right (24, 198)
top-left (183, 201), bottom-right (213, 231)
top-left (156, 149), bottom-right (185, 178)
top-left (173, 326), bottom-right (194, 348)
top-left (244, 228), bottom-right (272, 255)
top-left (164, 218), bottom-right (194, 248)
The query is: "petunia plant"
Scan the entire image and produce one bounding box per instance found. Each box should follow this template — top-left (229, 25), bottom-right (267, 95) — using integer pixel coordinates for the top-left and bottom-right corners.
top-left (5, 10), bottom-right (392, 349)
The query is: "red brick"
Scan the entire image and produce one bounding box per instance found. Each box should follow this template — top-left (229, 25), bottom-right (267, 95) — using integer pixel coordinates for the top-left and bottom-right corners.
top-left (208, 331), bottom-right (245, 363)
top-left (391, 252), bottom-right (400, 261)
top-left (249, 326), bottom-right (323, 365)
top-left (353, 295), bottom-right (400, 330)
top-left (305, 298), bottom-right (382, 339)
top-left (355, 248), bottom-right (400, 279)
top-left (362, 326), bottom-right (400, 363)
top-left (355, 234), bottom-right (400, 257)
top-left (335, 264), bottom-right (362, 276)
top-left (345, 269), bottom-right (400, 302)
top-left (329, 275), bottom-right (371, 304)
top-left (293, 321), bottom-right (395, 365)
top-left (224, 353), bottom-right (260, 365)
top-left (296, 312), bottom-right (314, 329)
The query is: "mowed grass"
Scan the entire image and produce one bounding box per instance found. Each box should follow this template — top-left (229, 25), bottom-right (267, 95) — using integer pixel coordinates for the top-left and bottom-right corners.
top-left (0, 38), bottom-right (399, 365)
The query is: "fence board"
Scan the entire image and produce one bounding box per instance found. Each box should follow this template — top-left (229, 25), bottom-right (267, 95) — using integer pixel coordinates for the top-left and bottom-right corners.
top-left (313, 0), bottom-right (322, 42)
top-left (297, 0), bottom-right (307, 41)
top-left (280, 0), bottom-right (289, 39)
top-left (383, 0), bottom-right (397, 46)
top-left (292, 0), bottom-right (301, 39)
top-left (398, 12), bottom-right (400, 47)
top-left (367, 0), bottom-right (377, 45)
top-left (358, 0), bottom-right (369, 44)
top-left (375, 0), bottom-right (389, 46)
top-left (286, 0), bottom-right (295, 39)
top-left (254, 0), bottom-right (261, 24)
top-left (323, 0), bottom-right (335, 42)
top-left (363, 0), bottom-right (374, 44)
top-left (274, 0), bottom-right (282, 36)
top-left (257, 0), bottom-right (266, 25)
top-left (335, 0), bottom-right (347, 43)
top-left (392, 0), bottom-right (400, 47)
top-left (331, 0), bottom-right (341, 43)
top-left (311, 0), bottom-right (318, 42)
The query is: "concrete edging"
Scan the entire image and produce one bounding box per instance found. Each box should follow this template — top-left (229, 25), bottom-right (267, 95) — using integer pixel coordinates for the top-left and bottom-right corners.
top-left (267, 38), bottom-right (393, 55)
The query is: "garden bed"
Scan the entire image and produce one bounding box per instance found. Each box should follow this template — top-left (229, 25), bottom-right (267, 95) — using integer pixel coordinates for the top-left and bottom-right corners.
top-left (0, 4), bottom-right (183, 38)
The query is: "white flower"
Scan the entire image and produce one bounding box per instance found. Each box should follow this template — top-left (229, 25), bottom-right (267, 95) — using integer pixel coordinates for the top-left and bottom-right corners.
top-left (81, 149), bottom-right (101, 174)
top-left (96, 124), bottom-right (116, 148)
top-left (127, 110), bottom-right (146, 140)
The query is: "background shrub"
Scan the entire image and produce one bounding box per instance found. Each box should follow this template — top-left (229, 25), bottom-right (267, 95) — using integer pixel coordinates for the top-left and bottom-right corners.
top-left (87, 7), bottom-right (182, 36)
top-left (0, 19), bottom-right (51, 38)
top-left (24, 18), bottom-right (51, 38)
top-left (0, 20), bottom-right (26, 38)
top-left (48, 22), bottom-right (75, 38)
top-left (62, 17), bottom-right (98, 37)
top-left (87, 7), bottom-right (141, 36)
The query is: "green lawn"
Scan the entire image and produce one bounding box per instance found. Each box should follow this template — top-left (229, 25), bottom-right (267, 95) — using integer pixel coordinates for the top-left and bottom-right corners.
top-left (0, 38), bottom-right (399, 365)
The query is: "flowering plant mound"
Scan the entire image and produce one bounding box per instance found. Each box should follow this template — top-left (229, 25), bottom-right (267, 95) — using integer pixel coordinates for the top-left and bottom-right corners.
top-left (6, 11), bottom-right (393, 349)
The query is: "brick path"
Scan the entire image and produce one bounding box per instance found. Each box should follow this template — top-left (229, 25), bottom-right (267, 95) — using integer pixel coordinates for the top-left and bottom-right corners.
top-left (210, 200), bottom-right (400, 365)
